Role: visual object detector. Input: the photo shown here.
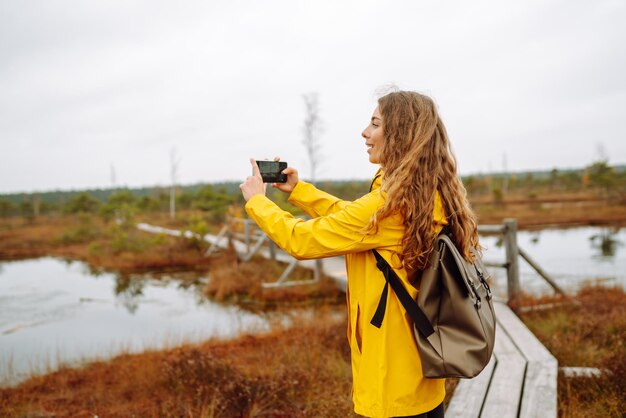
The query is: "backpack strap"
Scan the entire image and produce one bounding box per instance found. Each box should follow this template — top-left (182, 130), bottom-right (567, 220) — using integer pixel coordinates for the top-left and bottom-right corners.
top-left (369, 172), bottom-right (382, 192)
top-left (369, 249), bottom-right (435, 338)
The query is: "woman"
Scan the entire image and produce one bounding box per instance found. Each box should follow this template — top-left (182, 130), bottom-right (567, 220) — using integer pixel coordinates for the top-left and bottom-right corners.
top-left (239, 90), bottom-right (479, 418)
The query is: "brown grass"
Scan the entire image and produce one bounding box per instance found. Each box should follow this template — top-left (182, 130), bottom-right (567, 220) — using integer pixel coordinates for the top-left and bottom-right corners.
top-left (0, 313), bottom-right (352, 418)
top-left (0, 310), bottom-right (459, 418)
top-left (472, 190), bottom-right (626, 228)
top-left (517, 286), bottom-right (626, 418)
top-left (0, 214), bottom-right (215, 273)
top-left (204, 254), bottom-right (345, 309)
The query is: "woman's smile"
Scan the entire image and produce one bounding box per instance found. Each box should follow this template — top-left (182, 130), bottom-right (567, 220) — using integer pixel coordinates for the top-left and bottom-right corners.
top-left (361, 106), bottom-right (384, 164)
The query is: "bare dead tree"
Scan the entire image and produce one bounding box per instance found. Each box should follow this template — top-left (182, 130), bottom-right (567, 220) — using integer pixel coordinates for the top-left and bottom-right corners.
top-left (169, 147), bottom-right (180, 220)
top-left (302, 92), bottom-right (323, 181)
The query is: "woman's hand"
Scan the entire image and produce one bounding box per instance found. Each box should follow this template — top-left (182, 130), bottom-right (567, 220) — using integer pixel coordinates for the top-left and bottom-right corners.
top-left (239, 158), bottom-right (266, 202)
top-left (271, 156), bottom-right (299, 193)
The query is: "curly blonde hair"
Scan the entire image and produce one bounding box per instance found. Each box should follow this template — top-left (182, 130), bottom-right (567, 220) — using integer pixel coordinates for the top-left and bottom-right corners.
top-left (367, 91), bottom-right (480, 271)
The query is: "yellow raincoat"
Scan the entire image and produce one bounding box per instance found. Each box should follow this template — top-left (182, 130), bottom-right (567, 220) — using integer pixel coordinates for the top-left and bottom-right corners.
top-left (244, 169), bottom-right (447, 417)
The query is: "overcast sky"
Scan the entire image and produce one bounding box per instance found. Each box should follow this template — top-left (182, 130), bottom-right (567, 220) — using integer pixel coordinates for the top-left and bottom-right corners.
top-left (1, 0), bottom-right (625, 194)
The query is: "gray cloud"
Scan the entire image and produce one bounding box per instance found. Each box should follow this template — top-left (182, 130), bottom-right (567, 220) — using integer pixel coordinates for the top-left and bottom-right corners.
top-left (1, 0), bottom-right (625, 193)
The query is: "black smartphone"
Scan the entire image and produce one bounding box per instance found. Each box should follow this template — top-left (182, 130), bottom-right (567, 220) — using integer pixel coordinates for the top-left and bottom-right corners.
top-left (256, 160), bottom-right (288, 183)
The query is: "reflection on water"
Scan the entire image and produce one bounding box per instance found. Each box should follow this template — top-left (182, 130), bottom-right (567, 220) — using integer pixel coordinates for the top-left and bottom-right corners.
top-left (0, 258), bottom-right (270, 387)
top-left (481, 226), bottom-right (626, 298)
top-left (529, 232), bottom-right (540, 244)
top-left (589, 228), bottom-right (623, 258)
top-left (114, 274), bottom-right (145, 314)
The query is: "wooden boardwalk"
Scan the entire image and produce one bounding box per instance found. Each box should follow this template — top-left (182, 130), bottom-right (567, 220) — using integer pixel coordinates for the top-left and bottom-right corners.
top-left (137, 222), bottom-right (558, 417)
top-left (447, 302), bottom-right (557, 418)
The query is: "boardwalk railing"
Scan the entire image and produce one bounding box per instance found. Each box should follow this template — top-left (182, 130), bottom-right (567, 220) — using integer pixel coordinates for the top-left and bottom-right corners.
top-left (206, 217), bottom-right (324, 288)
top-left (141, 217), bottom-right (566, 301)
top-left (218, 217), bottom-right (567, 301)
top-left (479, 218), bottom-right (566, 302)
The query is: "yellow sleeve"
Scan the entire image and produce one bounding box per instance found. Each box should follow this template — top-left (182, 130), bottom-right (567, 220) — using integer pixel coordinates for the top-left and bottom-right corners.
top-left (245, 191), bottom-right (401, 260)
top-left (287, 180), bottom-right (349, 218)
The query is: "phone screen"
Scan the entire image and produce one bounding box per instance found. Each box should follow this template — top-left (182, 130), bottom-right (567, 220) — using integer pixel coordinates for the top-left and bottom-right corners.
top-left (258, 161), bottom-right (280, 174)
top-left (256, 160), bottom-right (287, 183)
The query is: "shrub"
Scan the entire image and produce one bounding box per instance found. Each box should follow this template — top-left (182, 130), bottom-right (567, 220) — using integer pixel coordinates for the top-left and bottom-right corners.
top-left (59, 214), bottom-right (101, 244)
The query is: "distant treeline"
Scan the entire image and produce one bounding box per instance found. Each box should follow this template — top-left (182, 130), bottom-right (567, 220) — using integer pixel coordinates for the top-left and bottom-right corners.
top-left (1, 161), bottom-right (624, 220)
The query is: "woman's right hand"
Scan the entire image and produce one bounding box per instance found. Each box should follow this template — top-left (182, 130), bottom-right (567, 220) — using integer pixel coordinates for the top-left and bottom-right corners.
top-left (271, 156), bottom-right (299, 193)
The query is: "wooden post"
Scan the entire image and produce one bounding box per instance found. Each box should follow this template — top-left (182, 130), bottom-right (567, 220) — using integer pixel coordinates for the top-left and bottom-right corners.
top-left (205, 224), bottom-right (228, 256)
top-left (278, 259), bottom-right (298, 282)
top-left (314, 259), bottom-right (322, 281)
top-left (268, 240), bottom-right (276, 261)
top-left (503, 218), bottom-right (520, 303)
top-left (241, 234), bottom-right (268, 262)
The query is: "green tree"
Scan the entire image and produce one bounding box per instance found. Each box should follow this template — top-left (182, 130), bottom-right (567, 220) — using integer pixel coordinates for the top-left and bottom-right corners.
top-left (177, 191), bottom-right (195, 210)
top-left (100, 190), bottom-right (137, 225)
top-left (193, 185), bottom-right (234, 221)
top-left (586, 160), bottom-right (617, 195)
top-left (19, 200), bottom-right (34, 222)
top-left (185, 214), bottom-right (210, 253)
top-left (549, 168), bottom-right (559, 191)
top-left (108, 190), bottom-right (136, 206)
top-left (0, 199), bottom-right (14, 217)
top-left (492, 187), bottom-right (504, 208)
top-left (523, 173), bottom-right (534, 188)
top-left (561, 171), bottom-right (582, 191)
top-left (64, 192), bottom-right (100, 214)
top-left (60, 213), bottom-right (100, 244)
top-left (136, 195), bottom-right (161, 212)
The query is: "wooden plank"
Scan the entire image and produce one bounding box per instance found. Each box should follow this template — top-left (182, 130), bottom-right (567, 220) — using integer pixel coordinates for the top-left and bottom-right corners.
top-left (446, 355), bottom-right (496, 418)
top-left (483, 261), bottom-right (508, 269)
top-left (478, 225), bottom-right (506, 234)
top-left (493, 303), bottom-right (557, 418)
top-left (520, 361), bottom-right (557, 418)
top-left (480, 319), bottom-right (527, 418)
top-left (493, 303), bottom-right (555, 363)
top-left (560, 367), bottom-right (602, 378)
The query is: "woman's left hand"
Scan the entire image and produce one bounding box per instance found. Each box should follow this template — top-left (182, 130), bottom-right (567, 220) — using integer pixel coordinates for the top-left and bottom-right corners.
top-left (239, 158), bottom-right (266, 201)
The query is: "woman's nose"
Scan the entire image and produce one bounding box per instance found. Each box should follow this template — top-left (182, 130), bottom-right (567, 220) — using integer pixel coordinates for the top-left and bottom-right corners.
top-left (361, 128), bottom-right (368, 139)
